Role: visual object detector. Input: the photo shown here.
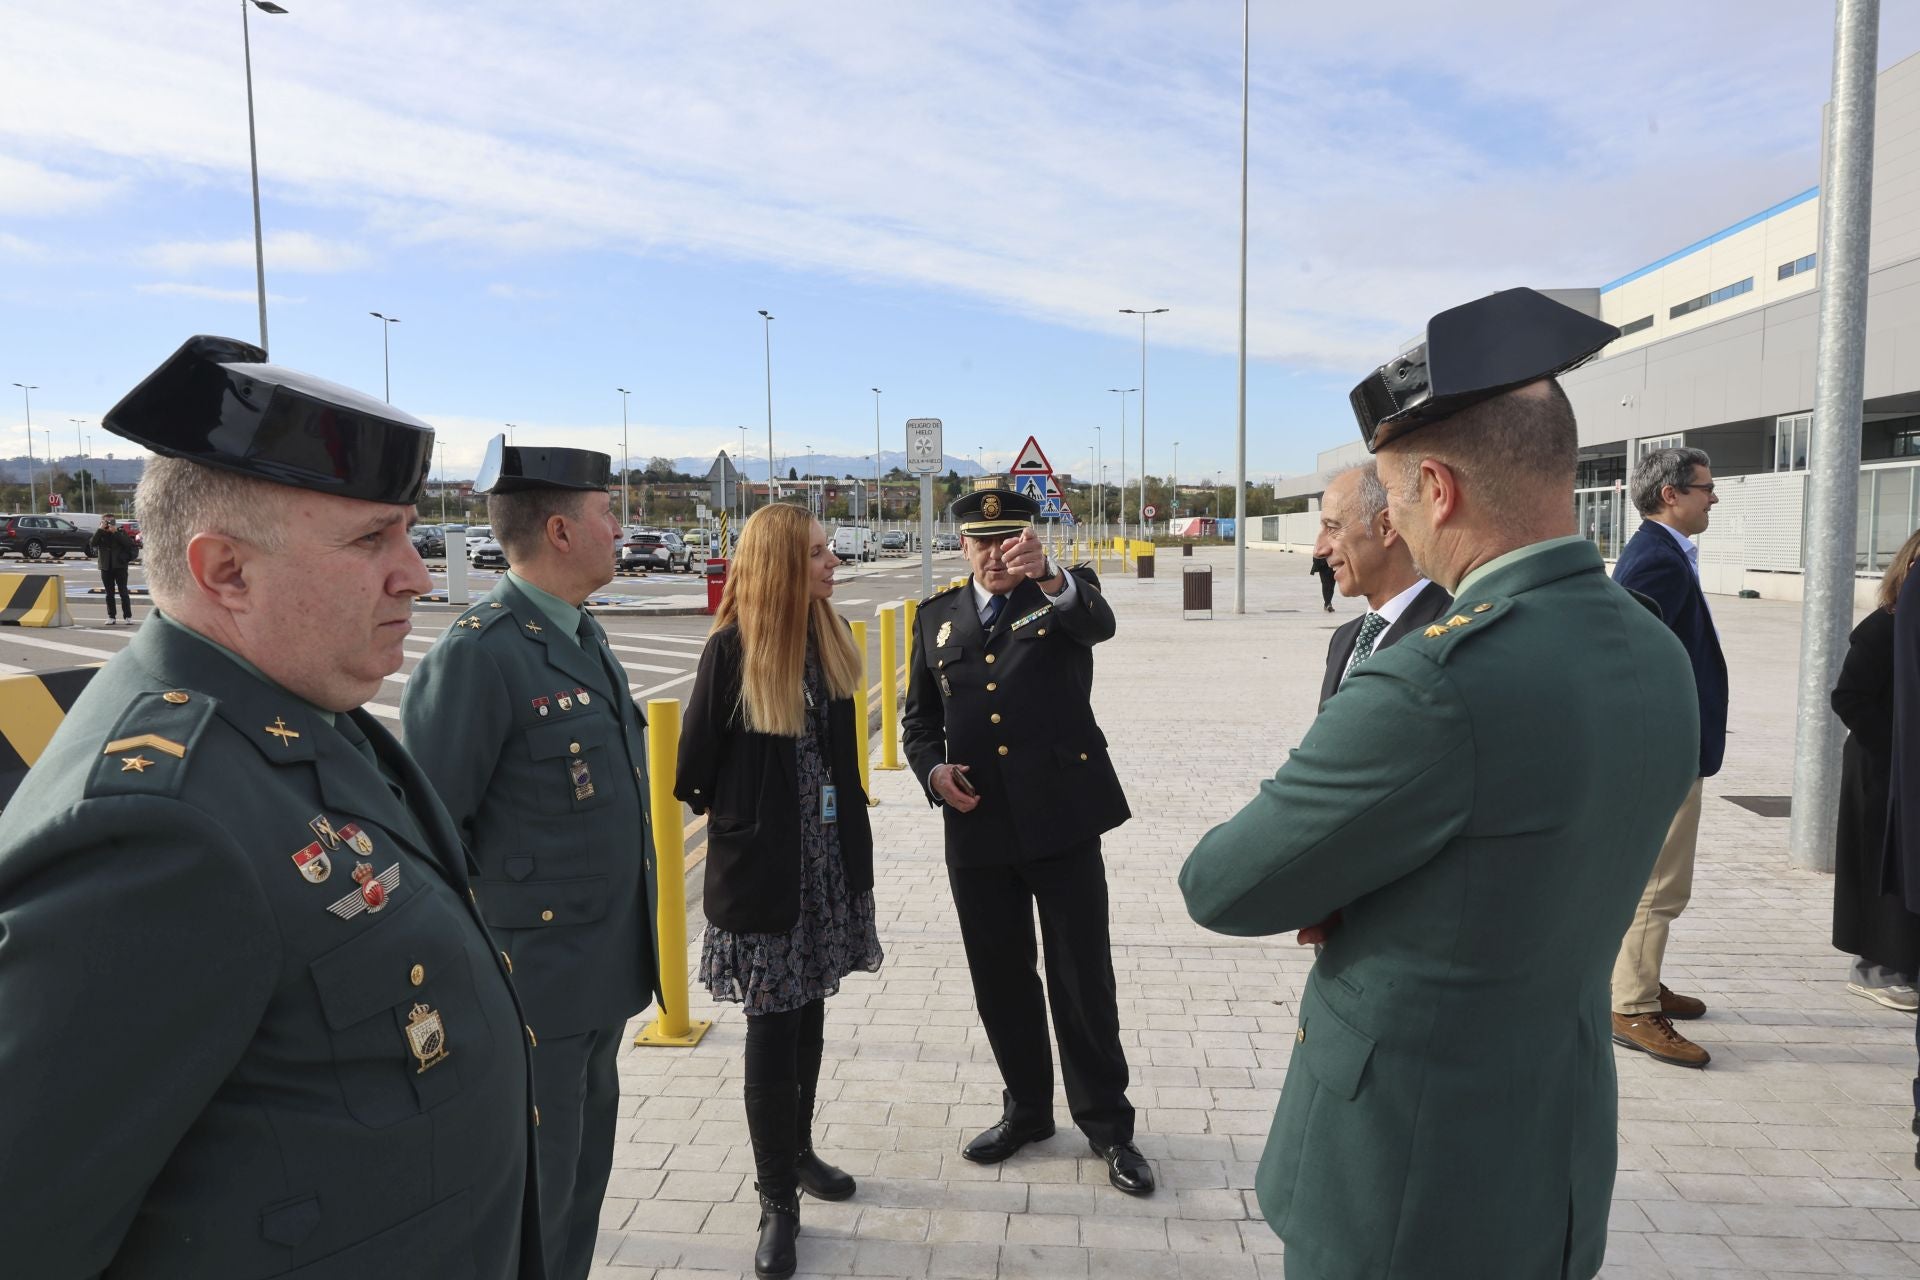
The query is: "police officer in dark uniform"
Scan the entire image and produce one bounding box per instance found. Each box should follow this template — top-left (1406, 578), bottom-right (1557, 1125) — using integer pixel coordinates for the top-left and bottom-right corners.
top-left (0, 336), bottom-right (543, 1278)
top-left (401, 435), bottom-right (660, 1280)
top-left (901, 488), bottom-right (1152, 1194)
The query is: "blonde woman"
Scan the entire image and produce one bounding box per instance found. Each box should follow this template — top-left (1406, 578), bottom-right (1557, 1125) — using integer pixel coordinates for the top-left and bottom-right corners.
top-left (675, 502), bottom-right (880, 1280)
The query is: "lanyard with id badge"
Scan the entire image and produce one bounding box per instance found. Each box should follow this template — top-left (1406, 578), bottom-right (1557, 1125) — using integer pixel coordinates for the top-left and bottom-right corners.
top-left (805, 681), bottom-right (838, 825)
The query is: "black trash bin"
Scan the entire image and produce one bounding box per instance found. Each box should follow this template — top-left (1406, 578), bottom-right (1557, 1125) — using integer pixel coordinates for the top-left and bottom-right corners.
top-left (1136, 550), bottom-right (1155, 579)
top-left (1182, 564), bottom-right (1213, 618)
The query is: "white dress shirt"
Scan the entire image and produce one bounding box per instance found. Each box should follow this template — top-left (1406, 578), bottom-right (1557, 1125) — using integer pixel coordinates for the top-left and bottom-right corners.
top-left (972, 557), bottom-right (1079, 623)
top-left (1657, 520), bottom-right (1700, 577)
top-left (1337, 577), bottom-right (1433, 688)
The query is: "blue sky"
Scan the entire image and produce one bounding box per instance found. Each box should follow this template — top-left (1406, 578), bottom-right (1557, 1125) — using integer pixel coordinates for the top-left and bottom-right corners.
top-left (6, 1), bottom-right (1920, 485)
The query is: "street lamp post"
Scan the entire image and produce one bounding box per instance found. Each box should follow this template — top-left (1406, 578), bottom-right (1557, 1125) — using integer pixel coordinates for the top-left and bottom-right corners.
top-left (737, 425), bottom-right (749, 522)
top-left (369, 312), bottom-right (400, 402)
top-left (1092, 424), bottom-right (1102, 541)
top-left (1107, 388), bottom-right (1135, 537)
top-left (504, 423), bottom-right (515, 445)
top-left (241, 0), bottom-right (288, 355)
top-left (616, 387), bottom-right (633, 529)
top-left (1172, 441), bottom-right (1179, 525)
top-left (13, 383), bottom-right (37, 512)
top-left (758, 310), bottom-right (776, 500)
top-left (1215, 470), bottom-right (1224, 519)
top-left (70, 419), bottom-right (87, 511)
top-left (1118, 307), bottom-right (1168, 545)
top-left (805, 445), bottom-right (816, 517)
top-left (871, 387), bottom-right (883, 531)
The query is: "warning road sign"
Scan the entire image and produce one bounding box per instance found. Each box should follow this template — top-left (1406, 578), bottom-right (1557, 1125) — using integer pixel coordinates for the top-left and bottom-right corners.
top-left (1009, 436), bottom-right (1052, 474)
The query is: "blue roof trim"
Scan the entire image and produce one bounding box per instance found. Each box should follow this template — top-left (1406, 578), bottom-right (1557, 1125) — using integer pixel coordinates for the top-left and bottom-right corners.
top-left (1599, 186), bottom-right (1819, 294)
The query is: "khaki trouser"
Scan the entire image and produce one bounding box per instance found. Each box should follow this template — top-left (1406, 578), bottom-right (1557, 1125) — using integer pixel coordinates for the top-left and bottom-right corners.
top-left (1611, 777), bottom-right (1704, 1015)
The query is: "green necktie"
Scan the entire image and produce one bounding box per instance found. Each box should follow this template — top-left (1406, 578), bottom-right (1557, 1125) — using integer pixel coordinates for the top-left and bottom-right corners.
top-left (1344, 611), bottom-right (1389, 677)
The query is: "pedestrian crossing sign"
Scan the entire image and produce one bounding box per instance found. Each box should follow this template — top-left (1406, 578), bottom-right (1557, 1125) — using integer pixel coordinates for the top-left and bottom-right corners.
top-left (1015, 474), bottom-right (1048, 502)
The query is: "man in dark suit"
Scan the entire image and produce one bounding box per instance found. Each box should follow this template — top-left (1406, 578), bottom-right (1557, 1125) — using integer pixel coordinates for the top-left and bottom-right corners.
top-left (1610, 445), bottom-right (1728, 1069)
top-left (0, 336), bottom-right (542, 1278)
top-left (403, 435), bottom-right (662, 1280)
top-left (1313, 460), bottom-right (1452, 709)
top-left (901, 487), bottom-right (1151, 1195)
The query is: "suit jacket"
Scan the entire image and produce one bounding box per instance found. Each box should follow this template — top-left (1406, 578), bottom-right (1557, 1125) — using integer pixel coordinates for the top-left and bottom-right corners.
top-left (673, 622), bottom-right (874, 934)
top-left (401, 575), bottom-right (661, 1040)
top-left (1318, 581), bottom-right (1453, 710)
top-left (902, 568), bottom-right (1130, 866)
top-left (1180, 539), bottom-right (1697, 1280)
top-left (0, 614), bottom-right (542, 1280)
top-left (1613, 518), bottom-right (1729, 777)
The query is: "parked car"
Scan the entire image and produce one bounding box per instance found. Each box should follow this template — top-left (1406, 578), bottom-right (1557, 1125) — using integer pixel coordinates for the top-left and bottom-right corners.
top-left (0, 514), bottom-right (92, 561)
top-left (470, 538), bottom-right (508, 570)
top-left (933, 532), bottom-right (961, 551)
top-left (120, 519), bottom-right (143, 560)
top-left (465, 525), bottom-right (493, 557)
top-left (410, 524), bottom-right (446, 558)
top-left (619, 528), bottom-right (682, 572)
top-left (832, 526), bottom-right (874, 563)
top-left (880, 530), bottom-right (908, 551)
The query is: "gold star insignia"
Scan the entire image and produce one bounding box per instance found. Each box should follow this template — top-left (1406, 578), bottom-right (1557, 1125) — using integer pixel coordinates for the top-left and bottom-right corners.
top-left (265, 717), bottom-right (301, 745)
top-left (459, 617), bottom-right (483, 630)
top-left (1423, 625), bottom-right (1448, 638)
top-left (1472, 603), bottom-right (1493, 613)
top-left (1446, 615), bottom-right (1473, 628)
top-left (119, 755), bottom-right (154, 773)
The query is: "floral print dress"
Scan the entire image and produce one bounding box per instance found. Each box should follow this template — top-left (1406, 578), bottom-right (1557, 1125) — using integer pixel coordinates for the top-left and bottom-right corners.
top-left (699, 655), bottom-right (883, 1014)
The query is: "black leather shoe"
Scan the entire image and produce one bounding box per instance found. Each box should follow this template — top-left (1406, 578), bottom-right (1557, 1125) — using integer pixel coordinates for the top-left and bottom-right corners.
top-left (1090, 1140), bottom-right (1156, 1196)
top-left (794, 1147), bottom-right (855, 1201)
top-left (962, 1116), bottom-right (1055, 1164)
top-left (753, 1184), bottom-right (799, 1279)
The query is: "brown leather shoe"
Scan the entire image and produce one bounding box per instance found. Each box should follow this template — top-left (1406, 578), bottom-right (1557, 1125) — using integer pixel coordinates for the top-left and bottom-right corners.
top-left (1658, 984), bottom-right (1706, 1020)
top-left (1612, 1012), bottom-right (1710, 1068)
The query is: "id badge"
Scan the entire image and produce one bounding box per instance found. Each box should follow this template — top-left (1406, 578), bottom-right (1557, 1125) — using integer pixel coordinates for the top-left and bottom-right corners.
top-left (821, 783), bottom-right (838, 825)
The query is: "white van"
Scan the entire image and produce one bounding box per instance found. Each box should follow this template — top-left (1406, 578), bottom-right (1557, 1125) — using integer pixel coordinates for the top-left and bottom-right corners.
top-left (831, 526), bottom-right (874, 563)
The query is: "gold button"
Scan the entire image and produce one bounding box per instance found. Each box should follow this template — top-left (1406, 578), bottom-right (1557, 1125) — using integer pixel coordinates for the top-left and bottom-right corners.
top-left (409, 964), bottom-right (424, 986)
top-left (986, 682), bottom-right (997, 692)
top-left (162, 691), bottom-right (189, 705)
top-left (1037, 629), bottom-right (1047, 637)
top-left (526, 1025), bottom-right (538, 1047)
top-left (502, 951), bottom-right (513, 972)
top-left (489, 602), bottom-right (503, 608)
top-left (990, 713), bottom-right (1001, 724)
top-left (1297, 1027), bottom-right (1306, 1043)
top-left (997, 745), bottom-right (1008, 756)
top-left (985, 654), bottom-right (996, 664)
top-left (568, 741), bottom-right (581, 754)
top-left (1079, 753), bottom-right (1088, 762)
top-left (541, 909), bottom-right (555, 922)
top-left (533, 1106), bottom-right (541, 1126)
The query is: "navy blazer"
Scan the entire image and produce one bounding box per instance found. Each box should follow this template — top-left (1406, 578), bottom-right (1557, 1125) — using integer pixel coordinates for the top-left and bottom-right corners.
top-left (1613, 519), bottom-right (1729, 777)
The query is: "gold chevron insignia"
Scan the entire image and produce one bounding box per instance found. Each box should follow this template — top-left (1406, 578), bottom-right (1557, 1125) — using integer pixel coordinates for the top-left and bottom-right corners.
top-left (103, 733), bottom-right (187, 759)
top-left (1423, 625), bottom-right (1448, 638)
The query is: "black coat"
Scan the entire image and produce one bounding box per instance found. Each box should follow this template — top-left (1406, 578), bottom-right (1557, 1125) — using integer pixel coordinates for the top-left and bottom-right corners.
top-left (1317, 580), bottom-right (1453, 710)
top-left (88, 524), bottom-right (137, 571)
top-left (901, 568), bottom-right (1130, 866)
top-left (675, 623), bottom-right (873, 934)
top-left (1887, 570), bottom-right (1920, 917)
top-left (1613, 519), bottom-right (1729, 777)
top-left (1831, 607), bottom-right (1920, 971)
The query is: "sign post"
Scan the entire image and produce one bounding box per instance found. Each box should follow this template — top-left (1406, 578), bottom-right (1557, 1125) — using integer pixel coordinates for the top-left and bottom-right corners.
top-left (906, 418), bottom-right (943, 597)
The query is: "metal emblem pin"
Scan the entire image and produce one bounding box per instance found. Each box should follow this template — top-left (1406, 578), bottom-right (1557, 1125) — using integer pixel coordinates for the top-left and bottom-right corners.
top-left (162, 691), bottom-right (189, 705)
top-left (532, 696), bottom-right (551, 718)
top-left (309, 814), bottom-right (341, 850)
top-left (557, 692), bottom-right (573, 712)
top-left (936, 621), bottom-right (953, 648)
top-left (1446, 615), bottom-right (1472, 628)
top-left (575, 687), bottom-right (592, 707)
top-left (338, 822), bottom-right (375, 857)
top-left (405, 1002), bottom-right (451, 1073)
top-left (1423, 625), bottom-right (1448, 638)
top-left (524, 620), bottom-right (543, 634)
top-left (1473, 602), bottom-right (1493, 613)
top-left (291, 841), bottom-right (331, 883)
top-left (265, 717), bottom-right (301, 745)
top-left (119, 755), bottom-right (154, 773)
top-left (326, 863), bottom-right (400, 919)
top-left (568, 756), bottom-right (595, 802)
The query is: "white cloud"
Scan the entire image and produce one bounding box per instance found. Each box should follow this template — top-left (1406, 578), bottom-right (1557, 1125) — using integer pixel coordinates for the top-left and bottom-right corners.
top-left (485, 282), bottom-right (558, 301)
top-left (140, 230), bottom-right (370, 275)
top-left (0, 232), bottom-right (45, 261)
top-left (0, 153), bottom-right (120, 215)
top-left (136, 282), bottom-right (302, 304)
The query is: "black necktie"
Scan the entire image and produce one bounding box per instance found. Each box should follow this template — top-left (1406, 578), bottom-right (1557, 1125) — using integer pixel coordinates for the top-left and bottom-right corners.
top-left (983, 595), bottom-right (1006, 630)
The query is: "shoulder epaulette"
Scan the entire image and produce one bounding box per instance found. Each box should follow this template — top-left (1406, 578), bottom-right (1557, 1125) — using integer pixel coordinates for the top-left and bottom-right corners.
top-left (1407, 596), bottom-right (1513, 664)
top-left (85, 688), bottom-right (218, 799)
top-left (921, 580), bottom-right (967, 605)
top-left (448, 600), bottom-right (515, 635)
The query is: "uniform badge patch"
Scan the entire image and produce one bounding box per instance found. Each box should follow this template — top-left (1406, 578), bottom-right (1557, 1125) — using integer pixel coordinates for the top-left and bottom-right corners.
top-left (982, 494), bottom-right (1002, 519)
top-left (532, 696), bottom-right (551, 718)
top-left (405, 1002), bottom-right (451, 1073)
top-left (568, 756), bottom-right (595, 801)
top-left (327, 863), bottom-right (400, 919)
top-left (557, 692), bottom-right (574, 712)
top-left (338, 823), bottom-right (374, 857)
top-left (936, 621), bottom-right (953, 649)
top-left (574, 687), bottom-right (592, 707)
top-left (309, 814), bottom-right (341, 850)
top-left (292, 841), bottom-right (331, 883)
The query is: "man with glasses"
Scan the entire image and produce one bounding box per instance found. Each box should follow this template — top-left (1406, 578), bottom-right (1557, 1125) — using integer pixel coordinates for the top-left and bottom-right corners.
top-left (1609, 446), bottom-right (1727, 1069)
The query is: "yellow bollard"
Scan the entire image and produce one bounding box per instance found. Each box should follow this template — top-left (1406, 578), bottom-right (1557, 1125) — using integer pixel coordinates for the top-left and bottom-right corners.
top-left (878, 604), bottom-right (904, 770)
top-left (851, 619), bottom-right (875, 804)
top-left (903, 598), bottom-right (917, 690)
top-left (635, 698), bottom-right (713, 1048)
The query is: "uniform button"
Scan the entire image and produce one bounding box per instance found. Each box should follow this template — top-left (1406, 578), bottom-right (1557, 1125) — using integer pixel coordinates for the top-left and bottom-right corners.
top-left (502, 951), bottom-right (513, 972)
top-left (541, 909), bottom-right (555, 922)
top-left (568, 741), bottom-right (581, 753)
top-left (692, 787), bottom-right (701, 795)
top-left (409, 964), bottom-right (424, 986)
top-left (468, 887), bottom-right (477, 905)
top-left (526, 1025), bottom-right (538, 1047)
top-left (990, 713), bottom-right (1001, 724)
top-left (985, 654), bottom-right (996, 665)
top-left (162, 690), bottom-right (189, 704)
top-left (997, 745), bottom-right (1008, 756)
top-left (1080, 753), bottom-right (1089, 761)
top-left (1037, 628), bottom-right (1047, 637)
top-left (1297, 1027), bottom-right (1307, 1043)
top-left (986, 682), bottom-right (998, 692)
top-left (533, 1106), bottom-right (541, 1126)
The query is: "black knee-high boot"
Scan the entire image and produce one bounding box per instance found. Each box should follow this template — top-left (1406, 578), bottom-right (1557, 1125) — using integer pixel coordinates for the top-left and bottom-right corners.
top-left (743, 1082), bottom-right (800, 1279)
top-left (792, 1000), bottom-right (854, 1201)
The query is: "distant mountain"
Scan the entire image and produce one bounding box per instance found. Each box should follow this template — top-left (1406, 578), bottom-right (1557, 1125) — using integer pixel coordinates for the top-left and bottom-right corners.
top-left (674, 452), bottom-right (989, 482)
top-left (0, 455), bottom-right (147, 484)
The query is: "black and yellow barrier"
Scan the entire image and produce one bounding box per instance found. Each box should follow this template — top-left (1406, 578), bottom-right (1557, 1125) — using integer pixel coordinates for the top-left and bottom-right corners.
top-left (0, 665), bottom-right (101, 807)
top-left (0, 572), bottom-right (73, 627)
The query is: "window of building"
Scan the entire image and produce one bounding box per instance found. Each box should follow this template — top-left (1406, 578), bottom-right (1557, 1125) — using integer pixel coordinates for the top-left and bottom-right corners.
top-left (1777, 253), bottom-right (1816, 281)
top-left (1637, 435), bottom-right (1683, 460)
top-left (1670, 277), bottom-right (1754, 319)
top-left (1774, 413), bottom-right (1812, 472)
top-left (1618, 315), bottom-right (1654, 337)
top-left (1892, 429), bottom-right (1920, 458)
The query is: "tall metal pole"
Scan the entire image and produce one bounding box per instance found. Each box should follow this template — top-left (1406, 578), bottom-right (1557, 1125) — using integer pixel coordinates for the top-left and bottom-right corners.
top-left (370, 312), bottom-right (399, 402)
top-left (737, 425), bottom-right (749, 521)
top-left (1108, 388), bottom-right (1134, 538)
top-left (1172, 441), bottom-right (1179, 523)
top-left (1120, 307), bottom-right (1168, 541)
top-left (759, 310), bottom-right (776, 500)
top-left (1789, 0), bottom-right (1880, 874)
top-left (13, 384), bottom-right (37, 512)
top-left (241, 1), bottom-right (285, 356)
top-left (1233, 0), bottom-right (1250, 612)
top-left (617, 388), bottom-right (633, 529)
top-left (872, 388), bottom-right (883, 530)
top-left (70, 419), bottom-right (86, 512)
top-left (1093, 426), bottom-right (1102, 542)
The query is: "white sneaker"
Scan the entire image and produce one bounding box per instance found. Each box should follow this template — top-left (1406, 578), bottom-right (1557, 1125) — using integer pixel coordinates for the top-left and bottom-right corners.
top-left (1847, 981), bottom-right (1920, 1012)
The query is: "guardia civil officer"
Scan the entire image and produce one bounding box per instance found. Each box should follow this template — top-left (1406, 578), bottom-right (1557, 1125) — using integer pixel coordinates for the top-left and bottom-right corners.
top-left (901, 489), bottom-right (1151, 1195)
top-left (401, 436), bottom-right (661, 1280)
top-left (0, 337), bottom-right (542, 1278)
top-left (1180, 290), bottom-right (1699, 1279)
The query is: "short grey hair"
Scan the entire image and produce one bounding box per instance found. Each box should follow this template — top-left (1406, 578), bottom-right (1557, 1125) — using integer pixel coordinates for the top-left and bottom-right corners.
top-left (1325, 461), bottom-right (1389, 531)
top-left (134, 457), bottom-right (289, 605)
top-left (489, 488), bottom-right (593, 560)
top-left (1630, 446), bottom-right (1712, 517)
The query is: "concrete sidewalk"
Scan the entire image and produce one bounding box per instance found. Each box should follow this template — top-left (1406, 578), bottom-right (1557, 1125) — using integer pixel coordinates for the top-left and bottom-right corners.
top-left (593, 547), bottom-right (1920, 1279)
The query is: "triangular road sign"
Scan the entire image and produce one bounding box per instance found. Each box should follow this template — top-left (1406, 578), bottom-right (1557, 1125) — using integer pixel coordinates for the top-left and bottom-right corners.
top-left (1009, 435), bottom-right (1052, 474)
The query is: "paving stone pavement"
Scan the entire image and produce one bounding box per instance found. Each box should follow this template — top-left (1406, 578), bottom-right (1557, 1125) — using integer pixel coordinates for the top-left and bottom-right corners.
top-left (589, 546), bottom-right (1920, 1279)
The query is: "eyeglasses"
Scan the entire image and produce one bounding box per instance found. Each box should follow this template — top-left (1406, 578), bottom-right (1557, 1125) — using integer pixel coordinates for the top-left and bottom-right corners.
top-left (1675, 482), bottom-right (1716, 494)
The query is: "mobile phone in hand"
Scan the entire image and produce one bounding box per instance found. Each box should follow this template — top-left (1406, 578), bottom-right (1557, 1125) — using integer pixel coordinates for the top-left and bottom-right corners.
top-left (951, 767), bottom-right (978, 798)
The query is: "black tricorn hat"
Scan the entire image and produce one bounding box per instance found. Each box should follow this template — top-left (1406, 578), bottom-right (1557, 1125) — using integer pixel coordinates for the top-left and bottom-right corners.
top-left (102, 335), bottom-right (435, 505)
top-left (1350, 289), bottom-right (1620, 452)
top-left (473, 434), bottom-right (611, 495)
top-left (949, 486), bottom-right (1037, 537)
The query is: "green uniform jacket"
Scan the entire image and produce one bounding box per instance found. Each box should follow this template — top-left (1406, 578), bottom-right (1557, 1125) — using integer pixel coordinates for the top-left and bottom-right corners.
top-left (0, 615), bottom-right (542, 1279)
top-left (1179, 539), bottom-right (1698, 1280)
top-left (400, 577), bottom-right (661, 1040)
